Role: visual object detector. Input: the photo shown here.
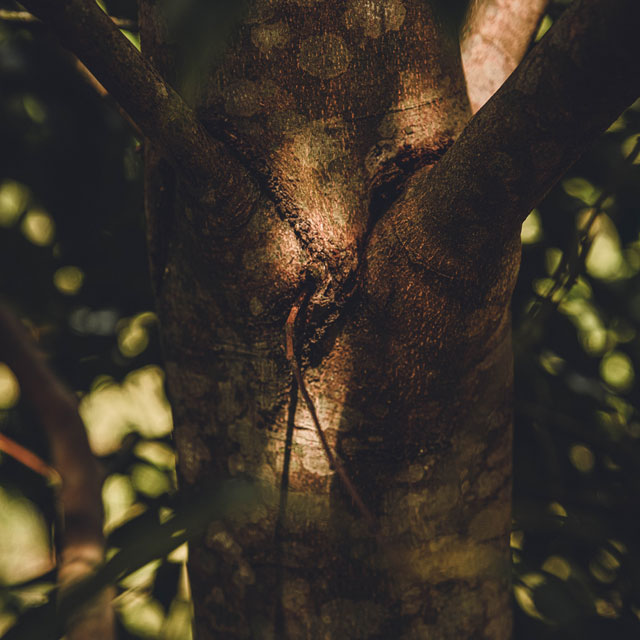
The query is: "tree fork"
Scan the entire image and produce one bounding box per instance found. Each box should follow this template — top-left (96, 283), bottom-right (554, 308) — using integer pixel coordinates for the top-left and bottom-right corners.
top-left (21, 0), bottom-right (640, 636)
top-left (19, 0), bottom-right (258, 222)
top-left (142, 0), bottom-right (637, 637)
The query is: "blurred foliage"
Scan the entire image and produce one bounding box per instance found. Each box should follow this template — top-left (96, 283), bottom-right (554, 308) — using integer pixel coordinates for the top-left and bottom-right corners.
top-left (2, 479), bottom-right (256, 640)
top-left (0, 0), bottom-right (178, 635)
top-left (511, 10), bottom-right (640, 637)
top-left (0, 0), bottom-right (639, 638)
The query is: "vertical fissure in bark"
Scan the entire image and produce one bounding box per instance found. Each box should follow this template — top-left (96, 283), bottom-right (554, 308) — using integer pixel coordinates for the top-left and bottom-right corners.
top-left (285, 284), bottom-right (377, 529)
top-left (274, 376), bottom-right (299, 637)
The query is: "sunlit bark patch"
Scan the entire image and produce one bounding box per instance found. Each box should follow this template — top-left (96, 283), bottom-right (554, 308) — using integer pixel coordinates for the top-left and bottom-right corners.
top-left (344, 0), bottom-right (407, 39)
top-left (251, 20), bottom-right (290, 54)
top-left (298, 34), bottom-right (353, 79)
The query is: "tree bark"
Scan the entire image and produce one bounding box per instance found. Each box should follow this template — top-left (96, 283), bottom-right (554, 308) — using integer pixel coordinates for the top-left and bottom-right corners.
top-left (138, 1), bottom-right (514, 637)
top-left (5, 0), bottom-right (638, 635)
top-left (461, 0), bottom-right (548, 113)
top-left (78, 0), bottom-right (637, 637)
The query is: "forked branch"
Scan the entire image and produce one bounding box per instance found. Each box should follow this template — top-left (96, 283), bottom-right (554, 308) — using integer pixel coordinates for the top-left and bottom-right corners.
top-left (393, 0), bottom-right (640, 275)
top-left (19, 0), bottom-right (257, 217)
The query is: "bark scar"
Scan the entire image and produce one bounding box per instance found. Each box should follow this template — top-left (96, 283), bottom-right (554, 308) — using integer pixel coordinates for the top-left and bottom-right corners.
top-left (285, 284), bottom-right (377, 530)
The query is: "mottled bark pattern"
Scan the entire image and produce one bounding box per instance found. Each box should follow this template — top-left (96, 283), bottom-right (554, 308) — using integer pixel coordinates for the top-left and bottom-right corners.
top-left (461, 0), bottom-right (548, 113)
top-left (142, 1), bottom-right (515, 637)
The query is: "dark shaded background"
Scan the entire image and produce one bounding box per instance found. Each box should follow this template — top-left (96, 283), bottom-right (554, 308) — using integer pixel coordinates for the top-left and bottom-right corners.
top-left (0, 0), bottom-right (639, 637)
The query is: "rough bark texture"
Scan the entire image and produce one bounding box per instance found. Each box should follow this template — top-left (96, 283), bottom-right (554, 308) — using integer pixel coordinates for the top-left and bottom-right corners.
top-left (461, 0), bottom-right (548, 113)
top-left (133, 0), bottom-right (637, 638)
top-left (140, 1), bottom-right (513, 638)
top-left (6, 0), bottom-right (636, 636)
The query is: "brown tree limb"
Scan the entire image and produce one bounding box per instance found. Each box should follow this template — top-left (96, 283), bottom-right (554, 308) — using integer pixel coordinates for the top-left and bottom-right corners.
top-left (18, 0), bottom-right (258, 218)
top-left (0, 305), bottom-right (114, 640)
top-left (461, 0), bottom-right (549, 113)
top-left (72, 57), bottom-right (144, 138)
top-left (1, 8), bottom-right (143, 137)
top-left (392, 0), bottom-right (640, 279)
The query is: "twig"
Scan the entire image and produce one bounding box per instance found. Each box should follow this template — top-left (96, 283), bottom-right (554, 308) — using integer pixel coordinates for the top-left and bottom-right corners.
top-left (1, 8), bottom-right (142, 136)
top-left (285, 286), bottom-right (377, 530)
top-left (0, 304), bottom-right (114, 640)
top-left (73, 58), bottom-right (143, 138)
top-left (0, 431), bottom-right (61, 485)
top-left (19, 0), bottom-right (257, 217)
top-left (0, 9), bottom-right (138, 31)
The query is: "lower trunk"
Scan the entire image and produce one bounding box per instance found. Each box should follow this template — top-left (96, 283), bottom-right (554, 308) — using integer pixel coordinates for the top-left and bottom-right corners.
top-left (139, 1), bottom-right (522, 633)
top-left (150, 165), bottom-right (520, 637)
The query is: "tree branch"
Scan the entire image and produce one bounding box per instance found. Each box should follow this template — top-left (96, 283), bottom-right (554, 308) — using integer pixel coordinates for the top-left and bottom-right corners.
top-left (1, 8), bottom-right (142, 136)
top-left (461, 0), bottom-right (549, 113)
top-left (0, 305), bottom-right (114, 640)
top-left (393, 0), bottom-right (639, 278)
top-left (72, 57), bottom-right (144, 138)
top-left (19, 0), bottom-right (258, 219)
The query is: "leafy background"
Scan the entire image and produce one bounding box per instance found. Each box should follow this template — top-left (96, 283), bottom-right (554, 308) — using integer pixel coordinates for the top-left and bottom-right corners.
top-left (0, 0), bottom-right (639, 637)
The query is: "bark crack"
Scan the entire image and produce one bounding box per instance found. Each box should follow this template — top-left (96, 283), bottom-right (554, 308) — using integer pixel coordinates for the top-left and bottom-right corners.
top-left (285, 285), bottom-right (377, 530)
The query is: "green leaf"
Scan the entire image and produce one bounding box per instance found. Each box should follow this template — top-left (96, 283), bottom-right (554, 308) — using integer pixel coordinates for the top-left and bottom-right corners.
top-left (2, 480), bottom-right (257, 640)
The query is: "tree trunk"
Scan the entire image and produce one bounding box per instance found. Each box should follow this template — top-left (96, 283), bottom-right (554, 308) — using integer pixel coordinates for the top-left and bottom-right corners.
top-left (10, 0), bottom-right (638, 635)
top-left (140, 2), bottom-right (516, 637)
